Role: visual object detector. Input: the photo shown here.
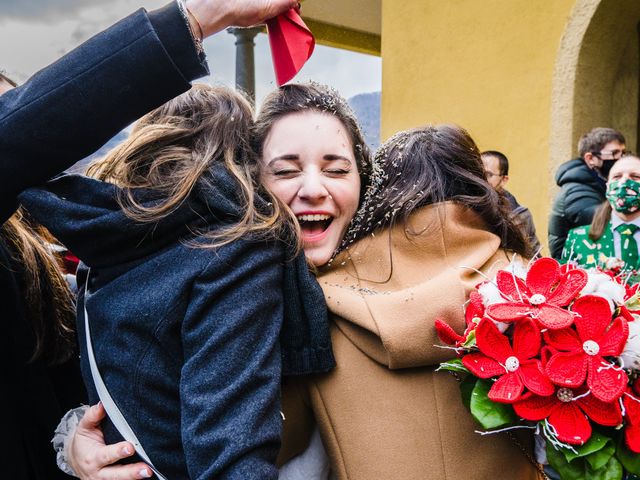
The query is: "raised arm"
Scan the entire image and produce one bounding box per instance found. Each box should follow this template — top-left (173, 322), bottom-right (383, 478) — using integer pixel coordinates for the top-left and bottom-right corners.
top-left (0, 0), bottom-right (296, 223)
top-left (0, 3), bottom-right (204, 222)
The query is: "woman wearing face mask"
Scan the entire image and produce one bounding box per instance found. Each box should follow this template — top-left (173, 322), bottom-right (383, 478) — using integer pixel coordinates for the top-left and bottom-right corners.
top-left (561, 155), bottom-right (640, 277)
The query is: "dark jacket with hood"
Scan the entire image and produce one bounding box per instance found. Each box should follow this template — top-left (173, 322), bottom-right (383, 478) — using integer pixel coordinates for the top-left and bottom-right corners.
top-left (20, 169), bottom-right (285, 479)
top-left (548, 158), bottom-right (606, 259)
top-left (0, 3), bottom-right (209, 479)
top-left (502, 190), bottom-right (541, 255)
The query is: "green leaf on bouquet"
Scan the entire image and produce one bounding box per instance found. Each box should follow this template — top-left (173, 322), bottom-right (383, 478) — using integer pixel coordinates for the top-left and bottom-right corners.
top-left (460, 375), bottom-right (476, 411)
top-left (584, 439), bottom-right (615, 471)
top-left (461, 329), bottom-right (476, 348)
top-left (437, 358), bottom-right (469, 374)
top-left (584, 456), bottom-right (622, 480)
top-left (469, 378), bottom-right (516, 429)
top-left (563, 432), bottom-right (613, 466)
top-left (546, 444), bottom-right (586, 480)
top-left (625, 291), bottom-right (640, 312)
top-left (616, 436), bottom-right (640, 475)
top-left (547, 443), bottom-right (623, 480)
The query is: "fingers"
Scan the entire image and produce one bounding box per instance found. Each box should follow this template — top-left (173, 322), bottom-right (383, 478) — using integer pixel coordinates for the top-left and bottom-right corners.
top-left (69, 405), bottom-right (144, 479)
top-left (70, 437), bottom-right (151, 480)
top-left (269, 0), bottom-right (300, 19)
top-left (79, 402), bottom-right (106, 430)
top-left (186, 0), bottom-right (300, 38)
top-left (95, 463), bottom-right (153, 480)
top-left (96, 441), bottom-right (137, 467)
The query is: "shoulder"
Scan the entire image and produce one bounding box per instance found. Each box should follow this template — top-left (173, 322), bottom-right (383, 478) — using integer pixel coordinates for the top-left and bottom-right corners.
top-left (192, 236), bottom-right (285, 281)
top-left (556, 158), bottom-right (587, 184)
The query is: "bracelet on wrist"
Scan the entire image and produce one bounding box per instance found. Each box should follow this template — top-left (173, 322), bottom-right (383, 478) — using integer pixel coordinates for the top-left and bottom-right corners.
top-left (176, 0), bottom-right (204, 55)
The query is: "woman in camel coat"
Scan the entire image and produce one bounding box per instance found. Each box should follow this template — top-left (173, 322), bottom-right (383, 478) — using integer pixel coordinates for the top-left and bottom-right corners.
top-left (281, 125), bottom-right (544, 480)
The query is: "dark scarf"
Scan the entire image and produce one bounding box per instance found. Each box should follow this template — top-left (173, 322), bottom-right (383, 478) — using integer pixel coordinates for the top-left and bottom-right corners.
top-left (281, 254), bottom-right (335, 376)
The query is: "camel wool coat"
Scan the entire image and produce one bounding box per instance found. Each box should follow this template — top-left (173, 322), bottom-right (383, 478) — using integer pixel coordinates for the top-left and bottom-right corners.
top-left (280, 203), bottom-right (543, 480)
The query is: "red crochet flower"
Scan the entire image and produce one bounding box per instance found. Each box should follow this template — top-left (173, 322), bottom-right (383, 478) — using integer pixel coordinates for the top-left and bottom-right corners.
top-left (486, 258), bottom-right (587, 329)
top-left (623, 381), bottom-right (640, 453)
top-left (513, 386), bottom-right (622, 445)
top-left (462, 318), bottom-right (554, 403)
top-left (545, 295), bottom-right (629, 403)
top-left (435, 291), bottom-right (484, 347)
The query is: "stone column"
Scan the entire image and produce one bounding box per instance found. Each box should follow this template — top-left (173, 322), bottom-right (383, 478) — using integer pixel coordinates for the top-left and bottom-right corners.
top-left (227, 27), bottom-right (262, 105)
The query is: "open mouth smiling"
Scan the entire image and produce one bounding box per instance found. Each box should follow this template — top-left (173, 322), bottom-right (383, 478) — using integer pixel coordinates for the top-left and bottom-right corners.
top-left (296, 213), bottom-right (334, 237)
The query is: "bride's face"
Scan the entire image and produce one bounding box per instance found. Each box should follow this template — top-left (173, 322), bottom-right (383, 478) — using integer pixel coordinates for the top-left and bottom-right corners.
top-left (261, 110), bottom-right (361, 267)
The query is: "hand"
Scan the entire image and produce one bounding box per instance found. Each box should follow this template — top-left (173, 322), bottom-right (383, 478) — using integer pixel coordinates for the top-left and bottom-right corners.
top-left (186, 0), bottom-right (298, 37)
top-left (68, 403), bottom-right (152, 480)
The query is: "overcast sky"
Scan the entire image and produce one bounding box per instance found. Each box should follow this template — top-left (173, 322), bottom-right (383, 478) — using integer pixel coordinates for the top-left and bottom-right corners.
top-left (0, 0), bottom-right (381, 106)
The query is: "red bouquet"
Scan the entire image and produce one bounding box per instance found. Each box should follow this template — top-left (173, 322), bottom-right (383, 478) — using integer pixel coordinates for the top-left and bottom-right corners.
top-left (436, 257), bottom-right (640, 480)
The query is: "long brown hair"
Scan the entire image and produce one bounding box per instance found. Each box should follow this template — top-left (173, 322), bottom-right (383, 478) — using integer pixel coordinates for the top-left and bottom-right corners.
top-left (588, 202), bottom-right (612, 240)
top-left (344, 125), bottom-right (531, 257)
top-left (87, 84), bottom-right (290, 246)
top-left (1, 208), bottom-right (75, 364)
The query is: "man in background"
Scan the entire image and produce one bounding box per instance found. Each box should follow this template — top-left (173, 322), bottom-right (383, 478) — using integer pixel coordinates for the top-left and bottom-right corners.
top-left (547, 127), bottom-right (626, 259)
top-left (482, 150), bottom-right (541, 255)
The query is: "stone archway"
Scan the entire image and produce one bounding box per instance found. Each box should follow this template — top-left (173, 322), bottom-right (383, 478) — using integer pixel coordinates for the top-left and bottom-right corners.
top-left (550, 0), bottom-right (640, 178)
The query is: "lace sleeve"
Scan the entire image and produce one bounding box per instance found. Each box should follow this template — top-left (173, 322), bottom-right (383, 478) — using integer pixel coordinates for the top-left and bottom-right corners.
top-left (52, 405), bottom-right (89, 477)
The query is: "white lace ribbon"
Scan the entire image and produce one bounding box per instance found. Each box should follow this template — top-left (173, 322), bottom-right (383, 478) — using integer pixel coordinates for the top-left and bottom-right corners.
top-left (52, 405), bottom-right (89, 477)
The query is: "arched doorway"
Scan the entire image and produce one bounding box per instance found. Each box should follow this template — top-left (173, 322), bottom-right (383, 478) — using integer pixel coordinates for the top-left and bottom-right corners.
top-left (550, 0), bottom-right (640, 176)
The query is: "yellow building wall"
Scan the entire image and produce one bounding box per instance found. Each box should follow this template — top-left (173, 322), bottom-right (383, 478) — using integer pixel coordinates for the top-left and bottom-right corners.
top-left (381, 0), bottom-right (577, 254)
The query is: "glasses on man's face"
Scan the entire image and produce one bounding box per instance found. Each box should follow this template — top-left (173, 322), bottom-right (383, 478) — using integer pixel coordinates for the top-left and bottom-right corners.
top-left (593, 149), bottom-right (628, 160)
top-left (485, 171), bottom-right (504, 179)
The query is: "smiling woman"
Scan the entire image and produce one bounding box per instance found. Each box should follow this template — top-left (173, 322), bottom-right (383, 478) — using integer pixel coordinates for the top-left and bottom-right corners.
top-left (253, 82), bottom-right (371, 267)
top-left (261, 110), bottom-right (361, 266)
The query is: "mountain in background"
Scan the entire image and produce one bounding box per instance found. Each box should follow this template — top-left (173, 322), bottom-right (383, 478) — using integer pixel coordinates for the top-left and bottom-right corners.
top-left (348, 91), bottom-right (381, 151)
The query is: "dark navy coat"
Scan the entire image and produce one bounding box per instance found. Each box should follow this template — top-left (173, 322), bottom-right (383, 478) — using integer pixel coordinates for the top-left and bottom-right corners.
top-left (0, 2), bottom-right (223, 478)
top-left (21, 170), bottom-right (285, 479)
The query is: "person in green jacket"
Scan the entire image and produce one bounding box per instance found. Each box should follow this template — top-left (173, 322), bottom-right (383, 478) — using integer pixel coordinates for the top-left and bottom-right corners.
top-left (562, 155), bottom-right (640, 280)
top-left (548, 127), bottom-right (626, 259)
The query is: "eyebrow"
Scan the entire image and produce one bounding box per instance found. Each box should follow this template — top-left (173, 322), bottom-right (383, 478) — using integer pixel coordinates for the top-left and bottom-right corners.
top-left (268, 154), bottom-right (299, 166)
top-left (267, 154), bottom-right (353, 167)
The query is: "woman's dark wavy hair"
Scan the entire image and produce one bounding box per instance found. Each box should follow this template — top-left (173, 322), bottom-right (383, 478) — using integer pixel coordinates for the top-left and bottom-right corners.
top-left (349, 124), bottom-right (531, 258)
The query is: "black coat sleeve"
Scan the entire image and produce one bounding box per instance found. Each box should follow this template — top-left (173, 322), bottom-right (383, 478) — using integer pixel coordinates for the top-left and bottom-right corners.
top-left (0, 2), bottom-right (208, 223)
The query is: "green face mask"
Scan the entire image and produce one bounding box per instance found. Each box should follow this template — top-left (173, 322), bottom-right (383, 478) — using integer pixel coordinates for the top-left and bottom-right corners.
top-left (607, 178), bottom-right (640, 214)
